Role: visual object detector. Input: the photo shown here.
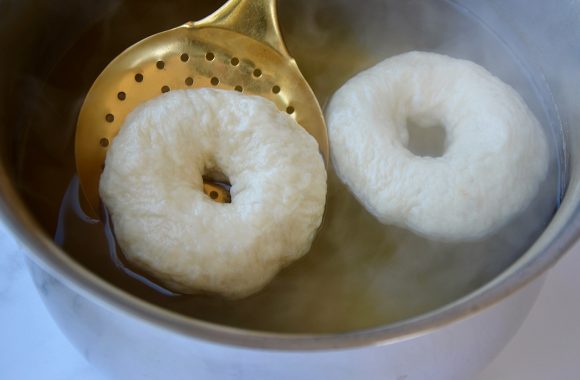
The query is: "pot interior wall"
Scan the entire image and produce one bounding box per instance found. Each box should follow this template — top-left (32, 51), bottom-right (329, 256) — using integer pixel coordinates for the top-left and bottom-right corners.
top-left (0, 0), bottom-right (577, 334)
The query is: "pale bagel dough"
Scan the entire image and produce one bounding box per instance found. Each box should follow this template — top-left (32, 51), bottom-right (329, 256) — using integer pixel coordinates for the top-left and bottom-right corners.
top-left (326, 51), bottom-right (548, 241)
top-left (100, 89), bottom-right (327, 298)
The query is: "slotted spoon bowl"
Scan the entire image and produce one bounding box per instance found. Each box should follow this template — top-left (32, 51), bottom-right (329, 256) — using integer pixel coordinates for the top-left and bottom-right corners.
top-left (75, 0), bottom-right (328, 217)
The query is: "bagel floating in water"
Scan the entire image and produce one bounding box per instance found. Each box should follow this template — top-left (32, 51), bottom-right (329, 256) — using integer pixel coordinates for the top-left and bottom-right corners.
top-left (100, 89), bottom-right (327, 298)
top-left (326, 51), bottom-right (548, 241)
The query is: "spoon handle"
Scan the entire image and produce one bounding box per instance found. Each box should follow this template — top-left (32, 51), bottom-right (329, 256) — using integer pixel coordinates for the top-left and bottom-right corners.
top-left (193, 0), bottom-right (290, 57)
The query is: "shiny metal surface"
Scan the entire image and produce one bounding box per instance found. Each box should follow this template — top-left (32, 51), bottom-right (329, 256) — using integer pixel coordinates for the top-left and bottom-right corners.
top-left (27, 259), bottom-right (546, 379)
top-left (0, 0), bottom-right (579, 378)
top-left (75, 0), bottom-right (328, 217)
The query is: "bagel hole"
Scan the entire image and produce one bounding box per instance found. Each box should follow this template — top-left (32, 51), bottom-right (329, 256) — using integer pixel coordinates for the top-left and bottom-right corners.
top-left (202, 171), bottom-right (231, 204)
top-left (405, 118), bottom-right (447, 158)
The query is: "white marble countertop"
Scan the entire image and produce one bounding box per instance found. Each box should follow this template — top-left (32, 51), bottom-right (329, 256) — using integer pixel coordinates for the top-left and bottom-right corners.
top-left (1, 219), bottom-right (579, 380)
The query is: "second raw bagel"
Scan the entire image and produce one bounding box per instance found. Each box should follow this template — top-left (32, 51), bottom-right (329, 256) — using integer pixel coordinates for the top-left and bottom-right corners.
top-left (326, 51), bottom-right (548, 241)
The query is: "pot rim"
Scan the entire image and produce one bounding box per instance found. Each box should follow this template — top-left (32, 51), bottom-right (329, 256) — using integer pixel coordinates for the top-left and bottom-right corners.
top-left (1, 168), bottom-right (578, 350)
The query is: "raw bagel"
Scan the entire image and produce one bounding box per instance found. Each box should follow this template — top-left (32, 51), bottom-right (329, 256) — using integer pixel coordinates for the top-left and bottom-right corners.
top-left (100, 89), bottom-right (327, 298)
top-left (326, 51), bottom-right (548, 241)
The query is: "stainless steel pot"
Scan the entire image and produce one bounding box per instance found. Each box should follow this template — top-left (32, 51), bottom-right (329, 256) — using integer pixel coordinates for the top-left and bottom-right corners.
top-left (1, 0), bottom-right (578, 379)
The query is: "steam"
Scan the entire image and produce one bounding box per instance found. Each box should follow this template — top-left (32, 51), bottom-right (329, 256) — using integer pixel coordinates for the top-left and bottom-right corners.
top-left (13, 0), bottom-right (563, 333)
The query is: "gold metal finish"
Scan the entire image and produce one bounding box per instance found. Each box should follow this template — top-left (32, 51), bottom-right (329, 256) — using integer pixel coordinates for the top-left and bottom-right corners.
top-left (203, 182), bottom-right (231, 203)
top-left (75, 0), bottom-right (328, 218)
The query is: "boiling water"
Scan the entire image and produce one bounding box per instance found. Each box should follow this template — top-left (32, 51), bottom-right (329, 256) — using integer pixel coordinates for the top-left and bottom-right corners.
top-left (16, 0), bottom-right (562, 333)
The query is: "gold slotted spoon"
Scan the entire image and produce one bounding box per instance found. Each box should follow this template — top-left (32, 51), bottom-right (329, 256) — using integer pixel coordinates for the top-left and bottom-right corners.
top-left (75, 0), bottom-right (329, 218)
